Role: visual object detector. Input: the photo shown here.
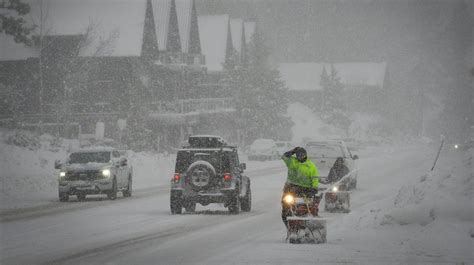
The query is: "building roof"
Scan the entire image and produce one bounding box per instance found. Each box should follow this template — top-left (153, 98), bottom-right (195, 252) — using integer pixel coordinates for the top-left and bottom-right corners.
top-left (230, 18), bottom-right (243, 54)
top-left (198, 14), bottom-right (231, 72)
top-left (152, 0), bottom-right (181, 52)
top-left (244, 21), bottom-right (255, 44)
top-left (279, 62), bottom-right (387, 91)
top-left (176, 0), bottom-right (197, 53)
top-left (1, 0), bottom-right (147, 60)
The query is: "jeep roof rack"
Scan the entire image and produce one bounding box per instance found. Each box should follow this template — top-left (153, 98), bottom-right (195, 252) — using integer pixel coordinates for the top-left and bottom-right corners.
top-left (187, 135), bottom-right (227, 148)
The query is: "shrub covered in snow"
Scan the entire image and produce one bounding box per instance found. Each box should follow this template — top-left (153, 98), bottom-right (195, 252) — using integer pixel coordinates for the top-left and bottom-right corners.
top-left (5, 131), bottom-right (41, 150)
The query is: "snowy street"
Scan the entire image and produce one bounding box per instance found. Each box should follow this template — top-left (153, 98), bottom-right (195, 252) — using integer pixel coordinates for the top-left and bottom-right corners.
top-left (1, 0), bottom-right (472, 264)
top-left (1, 144), bottom-right (471, 265)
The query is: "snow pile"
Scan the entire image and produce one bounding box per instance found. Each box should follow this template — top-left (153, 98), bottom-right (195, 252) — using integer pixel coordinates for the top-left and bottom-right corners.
top-left (331, 147), bottom-right (473, 261)
top-left (287, 102), bottom-right (344, 143)
top-left (381, 148), bottom-right (473, 227)
top-left (0, 129), bottom-right (175, 210)
top-left (0, 138), bottom-right (67, 210)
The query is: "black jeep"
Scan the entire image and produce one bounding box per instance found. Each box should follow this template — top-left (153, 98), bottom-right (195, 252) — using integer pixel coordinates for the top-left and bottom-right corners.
top-left (170, 135), bottom-right (251, 214)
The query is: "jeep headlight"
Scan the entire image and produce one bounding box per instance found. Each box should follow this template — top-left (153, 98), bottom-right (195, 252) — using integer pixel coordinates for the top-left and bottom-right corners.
top-left (102, 169), bottom-right (111, 177)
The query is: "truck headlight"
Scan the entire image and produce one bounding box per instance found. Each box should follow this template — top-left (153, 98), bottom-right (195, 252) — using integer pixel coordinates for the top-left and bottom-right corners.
top-left (283, 194), bottom-right (295, 204)
top-left (102, 169), bottom-right (111, 177)
top-left (59, 171), bottom-right (66, 178)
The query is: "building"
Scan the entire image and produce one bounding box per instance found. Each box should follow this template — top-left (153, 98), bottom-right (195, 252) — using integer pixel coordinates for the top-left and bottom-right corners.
top-left (0, 0), bottom-right (259, 149)
top-left (278, 62), bottom-right (390, 113)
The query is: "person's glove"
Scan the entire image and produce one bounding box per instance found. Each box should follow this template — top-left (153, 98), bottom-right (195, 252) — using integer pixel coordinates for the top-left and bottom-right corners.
top-left (290, 146), bottom-right (300, 154)
top-left (283, 147), bottom-right (299, 157)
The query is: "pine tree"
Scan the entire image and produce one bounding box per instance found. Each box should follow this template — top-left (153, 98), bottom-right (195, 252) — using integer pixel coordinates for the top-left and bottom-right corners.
top-left (226, 28), bottom-right (292, 145)
top-left (319, 64), bottom-right (351, 136)
top-left (0, 0), bottom-right (35, 45)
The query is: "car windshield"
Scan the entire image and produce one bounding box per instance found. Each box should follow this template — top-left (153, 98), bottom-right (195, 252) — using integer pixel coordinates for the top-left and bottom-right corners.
top-left (69, 152), bottom-right (111, 164)
top-left (276, 142), bottom-right (286, 147)
top-left (306, 144), bottom-right (343, 158)
top-left (175, 150), bottom-right (232, 173)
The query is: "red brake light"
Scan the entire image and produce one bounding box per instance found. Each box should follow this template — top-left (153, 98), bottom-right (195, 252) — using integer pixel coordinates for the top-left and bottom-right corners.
top-left (223, 173), bottom-right (232, 181)
top-left (172, 173), bottom-right (180, 182)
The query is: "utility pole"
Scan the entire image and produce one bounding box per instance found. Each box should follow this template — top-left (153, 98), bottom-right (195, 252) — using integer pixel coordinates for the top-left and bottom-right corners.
top-left (38, 0), bottom-right (45, 122)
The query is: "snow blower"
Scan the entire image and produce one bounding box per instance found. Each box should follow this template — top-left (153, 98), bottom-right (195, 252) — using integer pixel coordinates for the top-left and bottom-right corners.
top-left (284, 193), bottom-right (327, 244)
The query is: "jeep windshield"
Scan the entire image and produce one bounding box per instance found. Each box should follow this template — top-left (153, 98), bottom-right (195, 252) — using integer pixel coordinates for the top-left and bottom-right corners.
top-left (175, 150), bottom-right (232, 173)
top-left (69, 152), bottom-right (111, 164)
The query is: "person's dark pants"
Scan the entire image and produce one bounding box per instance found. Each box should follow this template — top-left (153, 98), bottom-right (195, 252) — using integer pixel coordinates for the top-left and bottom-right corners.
top-left (281, 183), bottom-right (318, 228)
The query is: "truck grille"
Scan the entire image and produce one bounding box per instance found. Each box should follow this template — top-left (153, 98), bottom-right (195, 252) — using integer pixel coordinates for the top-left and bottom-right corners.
top-left (65, 171), bottom-right (103, 181)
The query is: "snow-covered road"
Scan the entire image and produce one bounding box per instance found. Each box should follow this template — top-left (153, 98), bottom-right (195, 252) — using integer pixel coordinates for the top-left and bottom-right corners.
top-left (1, 144), bottom-right (472, 265)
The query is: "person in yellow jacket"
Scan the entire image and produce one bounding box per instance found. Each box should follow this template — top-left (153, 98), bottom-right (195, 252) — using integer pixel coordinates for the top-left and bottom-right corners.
top-left (281, 146), bottom-right (319, 227)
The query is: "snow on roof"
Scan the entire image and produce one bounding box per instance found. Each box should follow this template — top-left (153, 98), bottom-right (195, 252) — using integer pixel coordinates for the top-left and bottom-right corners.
top-left (198, 14), bottom-right (230, 72)
top-left (230, 18), bottom-right (243, 53)
top-left (1, 0), bottom-right (147, 60)
top-left (175, 0), bottom-right (193, 53)
top-left (244, 21), bottom-right (255, 44)
top-left (279, 62), bottom-right (387, 91)
top-left (152, 0), bottom-right (172, 51)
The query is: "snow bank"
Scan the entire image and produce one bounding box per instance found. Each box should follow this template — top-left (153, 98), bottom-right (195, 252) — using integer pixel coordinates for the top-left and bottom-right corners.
top-left (330, 146), bottom-right (473, 261)
top-left (381, 148), bottom-right (473, 227)
top-left (0, 130), bottom-right (176, 210)
top-left (0, 136), bottom-right (67, 210)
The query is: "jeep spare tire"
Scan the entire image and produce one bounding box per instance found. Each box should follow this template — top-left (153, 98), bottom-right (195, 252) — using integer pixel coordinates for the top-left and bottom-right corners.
top-left (187, 161), bottom-right (216, 190)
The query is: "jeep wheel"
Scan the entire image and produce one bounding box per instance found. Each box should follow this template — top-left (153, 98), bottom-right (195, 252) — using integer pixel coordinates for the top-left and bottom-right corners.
top-left (170, 191), bottom-right (183, 214)
top-left (187, 162), bottom-right (216, 191)
top-left (123, 174), bottom-right (132, 197)
top-left (228, 192), bottom-right (241, 214)
top-left (241, 184), bottom-right (251, 212)
top-left (59, 193), bottom-right (69, 202)
top-left (107, 177), bottom-right (117, 200)
top-left (77, 193), bottom-right (86, 201)
top-left (184, 201), bottom-right (196, 213)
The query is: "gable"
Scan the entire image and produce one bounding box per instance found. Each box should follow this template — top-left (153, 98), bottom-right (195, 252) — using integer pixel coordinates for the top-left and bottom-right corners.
top-left (230, 19), bottom-right (243, 54)
top-left (152, 0), bottom-right (181, 52)
top-left (198, 15), bottom-right (231, 71)
top-left (176, 0), bottom-right (200, 54)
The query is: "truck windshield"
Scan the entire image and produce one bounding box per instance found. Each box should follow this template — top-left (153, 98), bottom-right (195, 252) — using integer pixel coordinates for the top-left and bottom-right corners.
top-left (306, 145), bottom-right (343, 158)
top-left (69, 152), bottom-right (111, 164)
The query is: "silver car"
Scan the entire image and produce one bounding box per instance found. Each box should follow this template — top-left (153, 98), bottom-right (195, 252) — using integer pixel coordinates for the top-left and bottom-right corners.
top-left (55, 147), bottom-right (133, 201)
top-left (304, 140), bottom-right (359, 190)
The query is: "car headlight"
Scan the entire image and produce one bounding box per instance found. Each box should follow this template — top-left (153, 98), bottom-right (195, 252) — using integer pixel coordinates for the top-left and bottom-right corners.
top-left (454, 144), bottom-right (459, 149)
top-left (283, 194), bottom-right (295, 204)
top-left (102, 169), bottom-right (111, 177)
top-left (332, 186), bottom-right (339, 192)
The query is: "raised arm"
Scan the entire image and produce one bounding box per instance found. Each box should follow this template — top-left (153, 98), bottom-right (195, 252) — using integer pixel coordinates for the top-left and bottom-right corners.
top-left (282, 147), bottom-right (300, 167)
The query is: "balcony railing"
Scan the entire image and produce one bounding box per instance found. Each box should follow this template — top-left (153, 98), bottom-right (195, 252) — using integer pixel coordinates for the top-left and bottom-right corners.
top-left (146, 98), bottom-right (235, 114)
